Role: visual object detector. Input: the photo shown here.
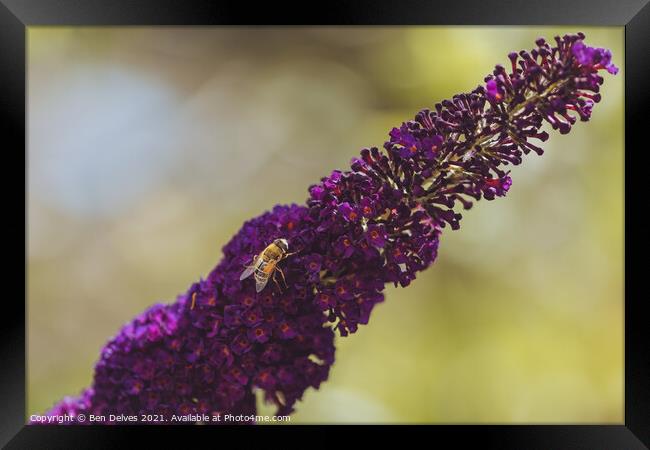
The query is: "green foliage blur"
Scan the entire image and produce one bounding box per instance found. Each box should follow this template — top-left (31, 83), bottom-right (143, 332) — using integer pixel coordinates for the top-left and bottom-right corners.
top-left (27, 27), bottom-right (623, 423)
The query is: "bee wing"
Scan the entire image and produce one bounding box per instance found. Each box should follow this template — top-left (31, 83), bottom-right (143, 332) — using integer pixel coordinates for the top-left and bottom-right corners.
top-left (240, 265), bottom-right (256, 281)
top-left (255, 275), bottom-right (270, 293)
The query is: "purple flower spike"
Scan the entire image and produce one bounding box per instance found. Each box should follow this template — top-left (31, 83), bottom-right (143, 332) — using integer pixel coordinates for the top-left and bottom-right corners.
top-left (334, 234), bottom-right (356, 258)
top-left (359, 197), bottom-right (375, 218)
top-left (485, 79), bottom-right (504, 102)
top-left (315, 290), bottom-right (336, 311)
top-left (366, 224), bottom-right (387, 248)
top-left (303, 254), bottom-right (323, 273)
top-left (39, 33), bottom-right (616, 424)
top-left (572, 40), bottom-right (619, 74)
top-left (247, 323), bottom-right (272, 344)
top-left (338, 202), bottom-right (360, 222)
top-left (334, 279), bottom-right (355, 301)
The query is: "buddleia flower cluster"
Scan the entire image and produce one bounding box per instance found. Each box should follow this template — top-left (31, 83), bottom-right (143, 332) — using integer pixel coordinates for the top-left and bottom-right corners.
top-left (37, 33), bottom-right (617, 423)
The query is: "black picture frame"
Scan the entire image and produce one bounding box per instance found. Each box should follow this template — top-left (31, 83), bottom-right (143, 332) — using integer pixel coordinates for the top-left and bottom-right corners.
top-left (2, 1), bottom-right (648, 448)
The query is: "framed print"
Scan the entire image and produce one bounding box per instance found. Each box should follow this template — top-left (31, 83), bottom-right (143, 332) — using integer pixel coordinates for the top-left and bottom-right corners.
top-left (2, 0), bottom-right (648, 448)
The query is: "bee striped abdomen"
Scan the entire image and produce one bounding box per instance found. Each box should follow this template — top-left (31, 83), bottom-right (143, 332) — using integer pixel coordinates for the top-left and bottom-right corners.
top-left (261, 262), bottom-right (276, 274)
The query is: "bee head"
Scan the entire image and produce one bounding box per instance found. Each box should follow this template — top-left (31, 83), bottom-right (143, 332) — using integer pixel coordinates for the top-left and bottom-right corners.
top-left (274, 238), bottom-right (289, 252)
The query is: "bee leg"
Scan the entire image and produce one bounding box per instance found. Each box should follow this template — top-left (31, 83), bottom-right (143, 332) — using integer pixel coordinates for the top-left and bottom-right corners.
top-left (272, 272), bottom-right (284, 293)
top-left (276, 266), bottom-right (289, 289)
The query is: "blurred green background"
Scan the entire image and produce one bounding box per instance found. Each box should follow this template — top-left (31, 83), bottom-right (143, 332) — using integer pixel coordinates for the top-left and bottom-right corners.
top-left (27, 27), bottom-right (624, 423)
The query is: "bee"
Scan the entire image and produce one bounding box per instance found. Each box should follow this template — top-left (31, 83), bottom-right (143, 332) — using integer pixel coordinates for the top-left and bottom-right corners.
top-left (239, 238), bottom-right (295, 293)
